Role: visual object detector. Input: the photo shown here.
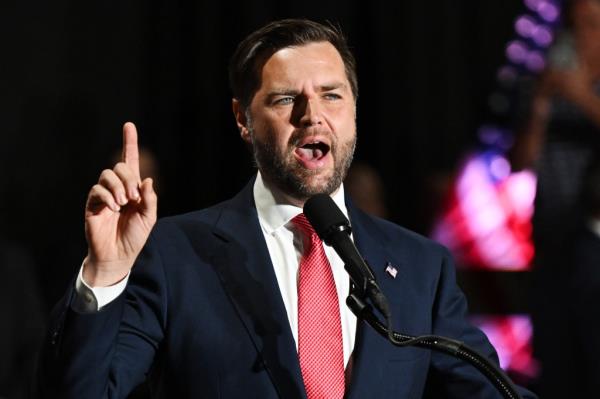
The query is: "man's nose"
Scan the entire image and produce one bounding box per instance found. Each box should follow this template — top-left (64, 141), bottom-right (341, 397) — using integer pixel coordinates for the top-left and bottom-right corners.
top-left (297, 97), bottom-right (322, 127)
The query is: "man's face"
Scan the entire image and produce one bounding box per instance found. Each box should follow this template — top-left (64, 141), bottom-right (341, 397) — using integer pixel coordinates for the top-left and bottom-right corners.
top-left (235, 41), bottom-right (357, 204)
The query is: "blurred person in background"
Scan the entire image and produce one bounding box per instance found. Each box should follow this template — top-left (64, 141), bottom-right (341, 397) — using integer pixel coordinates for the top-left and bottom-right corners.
top-left (512, 0), bottom-right (600, 260)
top-left (511, 0), bottom-right (600, 396)
top-left (344, 161), bottom-right (388, 219)
top-left (565, 159), bottom-right (600, 397)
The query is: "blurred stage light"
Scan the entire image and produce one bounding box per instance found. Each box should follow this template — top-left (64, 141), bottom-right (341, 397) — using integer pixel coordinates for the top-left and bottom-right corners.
top-left (515, 14), bottom-right (554, 47)
top-left (537, 1), bottom-right (559, 22)
top-left (470, 314), bottom-right (540, 381)
top-left (506, 40), bottom-right (529, 63)
top-left (431, 0), bottom-right (563, 270)
top-left (490, 155), bottom-right (511, 180)
top-left (531, 25), bottom-right (553, 47)
top-left (525, 0), bottom-right (544, 12)
top-left (431, 152), bottom-right (536, 270)
top-left (477, 125), bottom-right (513, 151)
top-left (515, 15), bottom-right (537, 38)
top-left (525, 50), bottom-right (545, 72)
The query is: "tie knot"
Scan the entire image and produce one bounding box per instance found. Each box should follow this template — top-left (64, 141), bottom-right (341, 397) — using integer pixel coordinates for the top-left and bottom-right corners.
top-left (292, 213), bottom-right (317, 238)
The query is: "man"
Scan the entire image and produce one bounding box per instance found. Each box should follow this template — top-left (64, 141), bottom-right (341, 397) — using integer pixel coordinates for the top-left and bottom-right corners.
top-left (38, 19), bottom-right (536, 398)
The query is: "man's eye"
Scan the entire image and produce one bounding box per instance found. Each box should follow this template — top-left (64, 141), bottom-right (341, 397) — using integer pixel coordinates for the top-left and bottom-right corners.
top-left (324, 93), bottom-right (341, 100)
top-left (274, 97), bottom-right (294, 105)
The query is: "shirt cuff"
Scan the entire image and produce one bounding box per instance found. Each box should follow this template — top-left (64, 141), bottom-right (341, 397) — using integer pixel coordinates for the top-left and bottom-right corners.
top-left (73, 263), bottom-right (130, 312)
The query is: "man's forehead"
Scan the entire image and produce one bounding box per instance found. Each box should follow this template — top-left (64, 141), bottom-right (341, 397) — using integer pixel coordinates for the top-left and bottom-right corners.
top-left (265, 41), bottom-right (345, 67)
top-left (258, 42), bottom-right (349, 88)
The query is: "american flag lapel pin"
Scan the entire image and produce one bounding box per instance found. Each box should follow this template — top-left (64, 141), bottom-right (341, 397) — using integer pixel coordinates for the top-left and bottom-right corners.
top-left (385, 262), bottom-right (398, 279)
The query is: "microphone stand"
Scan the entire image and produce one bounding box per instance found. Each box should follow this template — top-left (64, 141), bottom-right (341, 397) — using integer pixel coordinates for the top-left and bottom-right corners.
top-left (301, 194), bottom-right (524, 398)
top-left (346, 282), bottom-right (524, 399)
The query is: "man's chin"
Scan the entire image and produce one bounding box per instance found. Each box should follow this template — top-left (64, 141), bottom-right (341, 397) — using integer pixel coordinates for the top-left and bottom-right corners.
top-left (294, 171), bottom-right (340, 197)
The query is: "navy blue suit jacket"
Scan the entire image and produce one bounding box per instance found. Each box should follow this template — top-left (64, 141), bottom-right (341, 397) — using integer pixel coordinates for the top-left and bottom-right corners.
top-left (39, 179), bottom-right (536, 398)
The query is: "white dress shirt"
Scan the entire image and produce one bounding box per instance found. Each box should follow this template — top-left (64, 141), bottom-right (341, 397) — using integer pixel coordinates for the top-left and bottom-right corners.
top-left (75, 172), bottom-right (357, 366)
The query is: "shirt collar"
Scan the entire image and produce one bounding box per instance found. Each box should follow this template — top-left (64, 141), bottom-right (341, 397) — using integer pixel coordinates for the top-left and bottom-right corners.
top-left (253, 171), bottom-right (349, 235)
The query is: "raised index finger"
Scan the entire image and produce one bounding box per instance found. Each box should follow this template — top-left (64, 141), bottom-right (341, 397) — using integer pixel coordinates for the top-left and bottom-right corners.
top-left (122, 122), bottom-right (141, 181)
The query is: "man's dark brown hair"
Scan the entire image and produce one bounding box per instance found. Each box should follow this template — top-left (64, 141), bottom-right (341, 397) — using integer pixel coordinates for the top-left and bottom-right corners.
top-left (229, 19), bottom-right (358, 108)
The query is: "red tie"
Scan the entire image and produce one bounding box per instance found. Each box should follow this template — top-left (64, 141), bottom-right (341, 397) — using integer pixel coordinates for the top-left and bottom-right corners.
top-left (293, 213), bottom-right (345, 399)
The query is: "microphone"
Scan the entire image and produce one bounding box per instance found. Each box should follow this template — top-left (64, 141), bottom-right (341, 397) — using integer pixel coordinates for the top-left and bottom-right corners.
top-left (303, 196), bottom-right (524, 399)
top-left (303, 194), bottom-right (382, 304)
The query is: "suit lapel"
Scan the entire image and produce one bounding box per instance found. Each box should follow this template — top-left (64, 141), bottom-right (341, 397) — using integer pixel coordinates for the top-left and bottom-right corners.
top-left (344, 202), bottom-right (409, 398)
top-left (209, 180), bottom-right (306, 399)
top-left (206, 184), bottom-right (410, 398)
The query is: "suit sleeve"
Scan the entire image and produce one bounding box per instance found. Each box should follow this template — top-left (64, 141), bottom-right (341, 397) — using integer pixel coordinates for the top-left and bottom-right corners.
top-left (37, 232), bottom-right (167, 399)
top-left (424, 247), bottom-right (537, 399)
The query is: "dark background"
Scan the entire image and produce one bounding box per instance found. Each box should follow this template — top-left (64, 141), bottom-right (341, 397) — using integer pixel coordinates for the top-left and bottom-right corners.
top-left (0, 0), bottom-right (524, 307)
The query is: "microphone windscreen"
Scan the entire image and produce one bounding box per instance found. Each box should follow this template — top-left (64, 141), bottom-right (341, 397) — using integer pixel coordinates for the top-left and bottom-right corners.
top-left (304, 194), bottom-right (349, 241)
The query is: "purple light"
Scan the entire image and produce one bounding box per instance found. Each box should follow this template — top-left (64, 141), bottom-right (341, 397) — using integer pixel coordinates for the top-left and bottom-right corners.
top-left (538, 2), bottom-right (559, 22)
top-left (525, 51), bottom-right (545, 72)
top-left (532, 25), bottom-right (553, 47)
top-left (490, 156), bottom-right (511, 180)
top-left (515, 15), bottom-right (536, 38)
top-left (515, 14), bottom-right (554, 47)
top-left (506, 41), bottom-right (528, 63)
top-left (477, 126), bottom-right (513, 150)
top-left (525, 0), bottom-right (544, 12)
top-left (478, 125), bottom-right (503, 145)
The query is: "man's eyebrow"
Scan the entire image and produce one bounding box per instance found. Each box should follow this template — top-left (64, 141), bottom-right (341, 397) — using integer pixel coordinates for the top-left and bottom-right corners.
top-left (266, 88), bottom-right (300, 97)
top-left (319, 82), bottom-right (347, 91)
top-left (265, 82), bottom-right (348, 99)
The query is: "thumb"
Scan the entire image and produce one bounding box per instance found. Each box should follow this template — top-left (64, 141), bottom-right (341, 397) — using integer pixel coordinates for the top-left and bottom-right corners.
top-left (139, 177), bottom-right (158, 220)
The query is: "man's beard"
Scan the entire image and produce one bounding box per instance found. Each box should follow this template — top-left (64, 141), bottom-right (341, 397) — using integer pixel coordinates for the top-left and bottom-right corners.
top-left (249, 124), bottom-right (356, 202)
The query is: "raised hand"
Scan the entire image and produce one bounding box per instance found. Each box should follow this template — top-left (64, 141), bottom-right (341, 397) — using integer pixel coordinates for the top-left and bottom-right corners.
top-left (83, 122), bottom-right (158, 287)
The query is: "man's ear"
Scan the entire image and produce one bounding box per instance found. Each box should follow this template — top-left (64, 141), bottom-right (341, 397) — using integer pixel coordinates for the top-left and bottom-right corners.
top-left (232, 99), bottom-right (252, 144)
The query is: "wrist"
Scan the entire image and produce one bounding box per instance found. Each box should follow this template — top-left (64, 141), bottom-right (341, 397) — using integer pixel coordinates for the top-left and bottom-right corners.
top-left (82, 256), bottom-right (131, 287)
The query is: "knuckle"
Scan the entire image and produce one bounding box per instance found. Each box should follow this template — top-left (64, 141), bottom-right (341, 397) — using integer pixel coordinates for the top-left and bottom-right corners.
top-left (99, 169), bottom-right (112, 180)
top-left (114, 162), bottom-right (130, 175)
top-left (90, 184), bottom-right (103, 193)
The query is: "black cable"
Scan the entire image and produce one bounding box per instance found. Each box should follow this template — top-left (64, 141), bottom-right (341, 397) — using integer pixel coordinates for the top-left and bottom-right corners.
top-left (347, 294), bottom-right (523, 399)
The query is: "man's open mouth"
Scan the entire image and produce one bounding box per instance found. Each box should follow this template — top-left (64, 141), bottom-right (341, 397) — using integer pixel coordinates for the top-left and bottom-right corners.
top-left (295, 140), bottom-right (330, 161)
